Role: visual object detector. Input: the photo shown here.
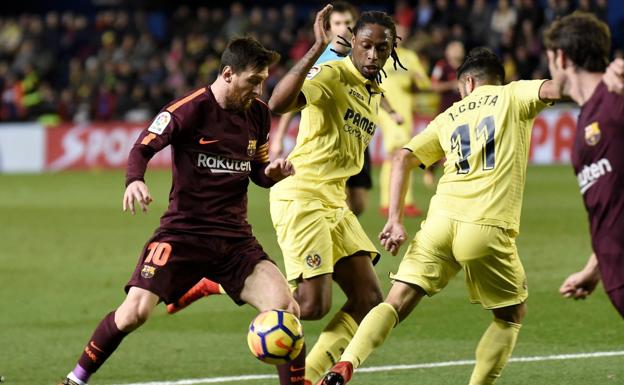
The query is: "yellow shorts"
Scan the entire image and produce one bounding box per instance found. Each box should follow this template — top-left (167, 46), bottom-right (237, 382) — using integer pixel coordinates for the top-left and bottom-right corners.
top-left (391, 214), bottom-right (528, 309)
top-left (270, 199), bottom-right (380, 285)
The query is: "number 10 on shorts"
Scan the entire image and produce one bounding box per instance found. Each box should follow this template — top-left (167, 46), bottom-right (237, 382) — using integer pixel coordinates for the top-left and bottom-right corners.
top-left (144, 242), bottom-right (172, 266)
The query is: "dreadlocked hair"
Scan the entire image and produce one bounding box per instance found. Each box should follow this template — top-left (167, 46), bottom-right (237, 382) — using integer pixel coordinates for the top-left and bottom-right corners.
top-left (340, 11), bottom-right (407, 83)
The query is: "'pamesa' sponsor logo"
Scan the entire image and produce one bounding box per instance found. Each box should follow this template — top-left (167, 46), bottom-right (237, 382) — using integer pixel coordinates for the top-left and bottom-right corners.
top-left (342, 107), bottom-right (376, 144)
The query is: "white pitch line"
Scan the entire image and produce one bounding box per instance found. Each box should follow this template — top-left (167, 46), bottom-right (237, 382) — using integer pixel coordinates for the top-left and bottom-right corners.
top-left (106, 350), bottom-right (624, 385)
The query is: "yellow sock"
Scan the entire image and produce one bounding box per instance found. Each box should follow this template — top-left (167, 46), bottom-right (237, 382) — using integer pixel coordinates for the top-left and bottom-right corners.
top-left (305, 311), bottom-right (358, 384)
top-left (341, 303), bottom-right (399, 369)
top-left (469, 318), bottom-right (521, 385)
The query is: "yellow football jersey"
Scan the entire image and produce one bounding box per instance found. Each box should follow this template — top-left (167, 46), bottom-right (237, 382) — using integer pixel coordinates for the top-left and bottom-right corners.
top-left (404, 80), bottom-right (549, 234)
top-left (379, 47), bottom-right (430, 130)
top-left (271, 56), bottom-right (383, 204)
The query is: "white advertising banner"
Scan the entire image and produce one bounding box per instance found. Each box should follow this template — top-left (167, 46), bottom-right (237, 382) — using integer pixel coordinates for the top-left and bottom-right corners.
top-left (0, 123), bottom-right (45, 173)
top-left (0, 105), bottom-right (582, 173)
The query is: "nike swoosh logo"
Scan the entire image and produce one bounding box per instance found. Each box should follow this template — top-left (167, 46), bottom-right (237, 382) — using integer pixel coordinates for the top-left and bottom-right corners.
top-left (290, 365), bottom-right (305, 372)
top-left (90, 341), bottom-right (104, 353)
top-left (199, 138), bottom-right (219, 145)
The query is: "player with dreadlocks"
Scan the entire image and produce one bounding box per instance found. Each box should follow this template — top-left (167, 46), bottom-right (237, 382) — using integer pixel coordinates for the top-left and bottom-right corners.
top-left (268, 5), bottom-right (403, 385)
top-left (270, 2), bottom-right (405, 219)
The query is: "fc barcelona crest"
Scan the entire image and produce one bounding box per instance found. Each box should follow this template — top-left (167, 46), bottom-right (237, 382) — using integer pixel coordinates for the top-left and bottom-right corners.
top-left (584, 122), bottom-right (601, 146)
top-left (141, 265), bottom-right (156, 279)
top-left (247, 139), bottom-right (257, 157)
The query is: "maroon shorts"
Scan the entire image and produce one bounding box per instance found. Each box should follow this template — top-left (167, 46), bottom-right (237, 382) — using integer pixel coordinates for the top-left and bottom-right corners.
top-left (125, 231), bottom-right (271, 305)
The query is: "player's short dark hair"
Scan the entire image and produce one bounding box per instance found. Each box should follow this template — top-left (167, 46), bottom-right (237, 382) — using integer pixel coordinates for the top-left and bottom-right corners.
top-left (352, 11), bottom-right (406, 81)
top-left (353, 11), bottom-right (396, 47)
top-left (543, 11), bottom-right (610, 72)
top-left (457, 47), bottom-right (505, 84)
top-left (331, 1), bottom-right (358, 19)
top-left (220, 36), bottom-right (280, 74)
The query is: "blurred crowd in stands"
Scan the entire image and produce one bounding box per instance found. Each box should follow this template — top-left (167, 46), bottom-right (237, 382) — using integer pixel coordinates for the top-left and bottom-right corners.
top-left (0, 0), bottom-right (620, 123)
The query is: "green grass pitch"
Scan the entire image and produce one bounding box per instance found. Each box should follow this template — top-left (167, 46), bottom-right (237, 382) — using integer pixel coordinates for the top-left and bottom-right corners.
top-left (1, 166), bottom-right (622, 385)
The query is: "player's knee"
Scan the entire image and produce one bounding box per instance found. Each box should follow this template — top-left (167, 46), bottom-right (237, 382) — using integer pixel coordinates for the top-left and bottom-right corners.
top-left (346, 287), bottom-right (383, 315)
top-left (298, 298), bottom-right (331, 320)
top-left (115, 306), bottom-right (151, 331)
top-left (493, 302), bottom-right (526, 324)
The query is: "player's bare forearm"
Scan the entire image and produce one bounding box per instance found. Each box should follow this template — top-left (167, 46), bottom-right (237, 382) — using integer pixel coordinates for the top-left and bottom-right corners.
top-left (269, 5), bottom-right (332, 114)
top-left (582, 252), bottom-right (600, 276)
top-left (268, 43), bottom-right (326, 114)
top-left (388, 149), bottom-right (420, 223)
top-left (539, 78), bottom-right (565, 102)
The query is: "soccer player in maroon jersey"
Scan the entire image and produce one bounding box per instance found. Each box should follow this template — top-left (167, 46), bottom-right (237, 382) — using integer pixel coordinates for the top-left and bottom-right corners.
top-left (545, 12), bottom-right (624, 318)
top-left (58, 37), bottom-right (302, 385)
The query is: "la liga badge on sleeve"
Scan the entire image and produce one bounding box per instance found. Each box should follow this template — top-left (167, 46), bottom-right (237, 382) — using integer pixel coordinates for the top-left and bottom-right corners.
top-left (148, 111), bottom-right (172, 135)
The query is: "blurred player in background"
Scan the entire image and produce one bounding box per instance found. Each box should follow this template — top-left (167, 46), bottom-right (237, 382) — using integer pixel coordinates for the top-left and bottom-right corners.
top-left (545, 12), bottom-right (624, 318)
top-left (320, 47), bottom-right (565, 385)
top-left (423, 40), bottom-right (466, 187)
top-left (268, 5), bottom-right (404, 384)
top-left (57, 37), bottom-right (301, 385)
top-left (377, 24), bottom-right (430, 218)
top-left (431, 40), bottom-right (466, 113)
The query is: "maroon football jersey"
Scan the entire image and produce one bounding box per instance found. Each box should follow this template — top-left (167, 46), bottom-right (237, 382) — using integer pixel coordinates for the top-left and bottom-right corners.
top-left (431, 59), bottom-right (461, 113)
top-left (572, 81), bottom-right (624, 291)
top-left (126, 86), bottom-right (273, 238)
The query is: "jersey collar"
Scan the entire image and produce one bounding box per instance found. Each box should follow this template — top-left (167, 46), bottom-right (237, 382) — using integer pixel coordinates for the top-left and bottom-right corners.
top-left (345, 56), bottom-right (383, 94)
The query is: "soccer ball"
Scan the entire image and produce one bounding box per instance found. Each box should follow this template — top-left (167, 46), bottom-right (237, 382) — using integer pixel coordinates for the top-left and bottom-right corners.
top-left (247, 309), bottom-right (304, 365)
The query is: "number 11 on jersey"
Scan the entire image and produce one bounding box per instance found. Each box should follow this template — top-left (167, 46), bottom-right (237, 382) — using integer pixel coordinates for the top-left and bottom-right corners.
top-left (450, 115), bottom-right (496, 174)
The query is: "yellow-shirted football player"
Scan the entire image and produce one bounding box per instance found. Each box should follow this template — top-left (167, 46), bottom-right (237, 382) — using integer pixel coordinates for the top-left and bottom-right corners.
top-left (268, 6), bottom-right (407, 385)
top-left (377, 25), bottom-right (431, 217)
top-left (320, 48), bottom-right (564, 385)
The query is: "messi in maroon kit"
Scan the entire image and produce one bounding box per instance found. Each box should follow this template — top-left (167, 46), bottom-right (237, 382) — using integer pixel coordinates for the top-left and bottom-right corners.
top-left (545, 12), bottom-right (624, 318)
top-left (58, 37), bottom-right (303, 385)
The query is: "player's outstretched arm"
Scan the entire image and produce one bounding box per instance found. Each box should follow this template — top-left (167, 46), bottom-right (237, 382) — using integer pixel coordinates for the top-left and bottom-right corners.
top-left (123, 180), bottom-right (153, 215)
top-left (559, 252), bottom-right (601, 300)
top-left (538, 76), bottom-right (565, 103)
top-left (379, 149), bottom-right (421, 255)
top-left (268, 4), bottom-right (332, 114)
top-left (603, 58), bottom-right (624, 94)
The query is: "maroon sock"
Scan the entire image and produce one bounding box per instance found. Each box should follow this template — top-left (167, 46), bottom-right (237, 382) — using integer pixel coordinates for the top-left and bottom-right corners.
top-left (75, 311), bottom-right (129, 381)
top-left (277, 342), bottom-right (307, 385)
